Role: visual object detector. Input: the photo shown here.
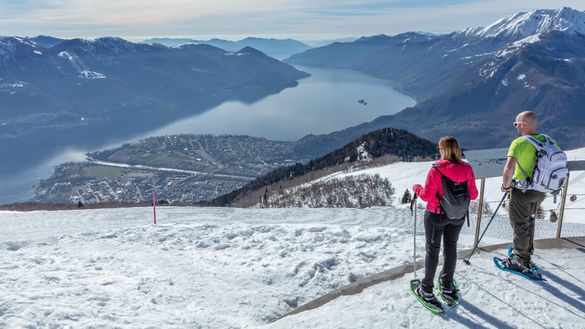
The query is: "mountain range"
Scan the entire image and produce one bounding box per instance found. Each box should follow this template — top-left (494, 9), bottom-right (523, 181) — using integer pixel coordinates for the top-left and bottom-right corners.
top-left (143, 37), bottom-right (312, 60)
top-left (3, 7), bottom-right (585, 205)
top-left (0, 36), bottom-right (308, 171)
top-left (287, 7), bottom-right (585, 149)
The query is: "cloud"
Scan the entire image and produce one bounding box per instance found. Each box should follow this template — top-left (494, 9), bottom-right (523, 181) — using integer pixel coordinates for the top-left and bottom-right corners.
top-left (0, 0), bottom-right (584, 39)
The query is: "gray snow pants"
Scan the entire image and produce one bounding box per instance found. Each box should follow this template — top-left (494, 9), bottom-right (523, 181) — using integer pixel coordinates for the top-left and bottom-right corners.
top-left (509, 188), bottom-right (546, 262)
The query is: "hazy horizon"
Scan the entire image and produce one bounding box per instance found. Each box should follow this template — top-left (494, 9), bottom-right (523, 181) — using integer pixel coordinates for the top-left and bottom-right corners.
top-left (2, 1), bottom-right (585, 42)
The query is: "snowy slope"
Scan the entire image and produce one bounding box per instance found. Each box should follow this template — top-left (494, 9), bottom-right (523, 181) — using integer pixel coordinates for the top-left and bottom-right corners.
top-left (475, 7), bottom-right (585, 39)
top-left (316, 147), bottom-right (585, 226)
top-left (0, 207), bottom-right (443, 328)
top-left (1, 148), bottom-right (584, 328)
top-left (1, 207), bottom-right (583, 328)
top-left (0, 36), bottom-right (39, 64)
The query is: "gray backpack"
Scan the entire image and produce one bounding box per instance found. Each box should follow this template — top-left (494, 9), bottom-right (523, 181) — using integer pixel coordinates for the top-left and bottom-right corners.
top-left (515, 135), bottom-right (568, 193)
top-left (433, 165), bottom-right (470, 220)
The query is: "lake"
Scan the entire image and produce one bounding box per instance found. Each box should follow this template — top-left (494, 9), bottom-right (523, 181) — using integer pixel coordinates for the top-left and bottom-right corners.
top-left (0, 66), bottom-right (415, 204)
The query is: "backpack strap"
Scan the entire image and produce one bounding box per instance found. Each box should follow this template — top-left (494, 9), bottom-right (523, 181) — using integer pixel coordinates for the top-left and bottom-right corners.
top-left (516, 161), bottom-right (531, 181)
top-left (432, 163), bottom-right (449, 196)
top-left (432, 163), bottom-right (444, 175)
top-left (515, 135), bottom-right (546, 191)
top-left (431, 164), bottom-right (446, 217)
top-left (521, 135), bottom-right (545, 149)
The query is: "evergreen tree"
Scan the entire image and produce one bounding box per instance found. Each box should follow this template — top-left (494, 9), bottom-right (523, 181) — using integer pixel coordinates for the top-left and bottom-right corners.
top-left (262, 187), bottom-right (269, 207)
top-left (401, 189), bottom-right (412, 204)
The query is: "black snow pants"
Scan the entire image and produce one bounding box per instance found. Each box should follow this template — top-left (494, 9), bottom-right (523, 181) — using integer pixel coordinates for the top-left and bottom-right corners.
top-left (421, 210), bottom-right (464, 293)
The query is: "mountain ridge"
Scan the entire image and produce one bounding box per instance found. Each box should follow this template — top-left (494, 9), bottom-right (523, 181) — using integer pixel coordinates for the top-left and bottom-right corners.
top-left (286, 7), bottom-right (585, 149)
top-left (143, 36), bottom-right (313, 59)
top-left (0, 35), bottom-right (309, 180)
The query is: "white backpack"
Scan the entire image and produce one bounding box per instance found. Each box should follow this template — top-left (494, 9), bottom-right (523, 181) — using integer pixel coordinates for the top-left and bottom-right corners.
top-left (515, 135), bottom-right (569, 193)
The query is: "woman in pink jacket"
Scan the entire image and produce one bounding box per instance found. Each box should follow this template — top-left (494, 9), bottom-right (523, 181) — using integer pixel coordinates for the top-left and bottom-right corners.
top-left (412, 136), bottom-right (478, 307)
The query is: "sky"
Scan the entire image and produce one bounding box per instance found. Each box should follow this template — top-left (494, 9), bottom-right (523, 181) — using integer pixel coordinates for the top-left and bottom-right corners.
top-left (1, 0), bottom-right (585, 41)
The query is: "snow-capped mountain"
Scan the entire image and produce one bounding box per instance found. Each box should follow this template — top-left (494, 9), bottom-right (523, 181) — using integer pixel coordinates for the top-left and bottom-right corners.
top-left (287, 7), bottom-right (585, 149)
top-left (29, 35), bottom-right (64, 48)
top-left (473, 7), bottom-right (585, 39)
top-left (0, 36), bottom-right (40, 63)
top-left (1, 43), bottom-right (305, 128)
top-left (51, 37), bottom-right (144, 56)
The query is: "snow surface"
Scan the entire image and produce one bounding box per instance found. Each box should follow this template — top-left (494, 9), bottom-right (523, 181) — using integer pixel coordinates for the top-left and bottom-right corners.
top-left (79, 70), bottom-right (106, 80)
top-left (268, 248), bottom-right (585, 329)
top-left (0, 81), bottom-right (24, 88)
top-left (58, 51), bottom-right (72, 60)
top-left (1, 206), bottom-right (583, 328)
top-left (475, 8), bottom-right (585, 39)
top-left (460, 52), bottom-right (495, 60)
top-left (58, 51), bottom-right (84, 72)
top-left (0, 207), bottom-right (444, 328)
top-left (224, 52), bottom-right (248, 56)
top-left (493, 34), bottom-right (542, 60)
top-left (1, 148), bottom-right (584, 328)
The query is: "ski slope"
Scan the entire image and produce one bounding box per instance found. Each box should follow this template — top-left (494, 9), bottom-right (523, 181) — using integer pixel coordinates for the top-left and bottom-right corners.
top-left (1, 206), bottom-right (584, 328)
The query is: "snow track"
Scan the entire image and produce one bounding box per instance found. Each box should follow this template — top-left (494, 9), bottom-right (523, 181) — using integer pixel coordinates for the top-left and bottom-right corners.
top-left (269, 248), bottom-right (585, 329)
top-left (0, 207), bottom-right (423, 328)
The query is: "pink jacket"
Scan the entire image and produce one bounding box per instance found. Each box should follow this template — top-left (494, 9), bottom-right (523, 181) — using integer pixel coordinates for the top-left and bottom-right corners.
top-left (413, 160), bottom-right (479, 214)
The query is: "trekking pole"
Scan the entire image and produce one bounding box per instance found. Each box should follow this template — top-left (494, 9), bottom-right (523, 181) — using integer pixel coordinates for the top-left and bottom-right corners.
top-left (463, 191), bottom-right (509, 265)
top-left (410, 193), bottom-right (419, 278)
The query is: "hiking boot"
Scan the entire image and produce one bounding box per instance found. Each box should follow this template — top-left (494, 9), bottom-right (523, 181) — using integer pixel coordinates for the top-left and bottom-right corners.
top-left (416, 287), bottom-right (443, 310)
top-left (437, 279), bottom-right (459, 306)
top-left (502, 254), bottom-right (532, 273)
top-left (507, 247), bottom-right (538, 271)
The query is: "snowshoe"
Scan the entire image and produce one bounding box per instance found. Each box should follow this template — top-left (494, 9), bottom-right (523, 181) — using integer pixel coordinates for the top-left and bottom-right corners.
top-left (494, 256), bottom-right (544, 281)
top-left (436, 277), bottom-right (459, 307)
top-left (409, 279), bottom-right (443, 314)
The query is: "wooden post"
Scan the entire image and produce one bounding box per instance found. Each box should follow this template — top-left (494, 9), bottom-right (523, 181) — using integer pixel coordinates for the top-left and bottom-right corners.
top-left (556, 172), bottom-right (570, 239)
top-left (474, 178), bottom-right (486, 248)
